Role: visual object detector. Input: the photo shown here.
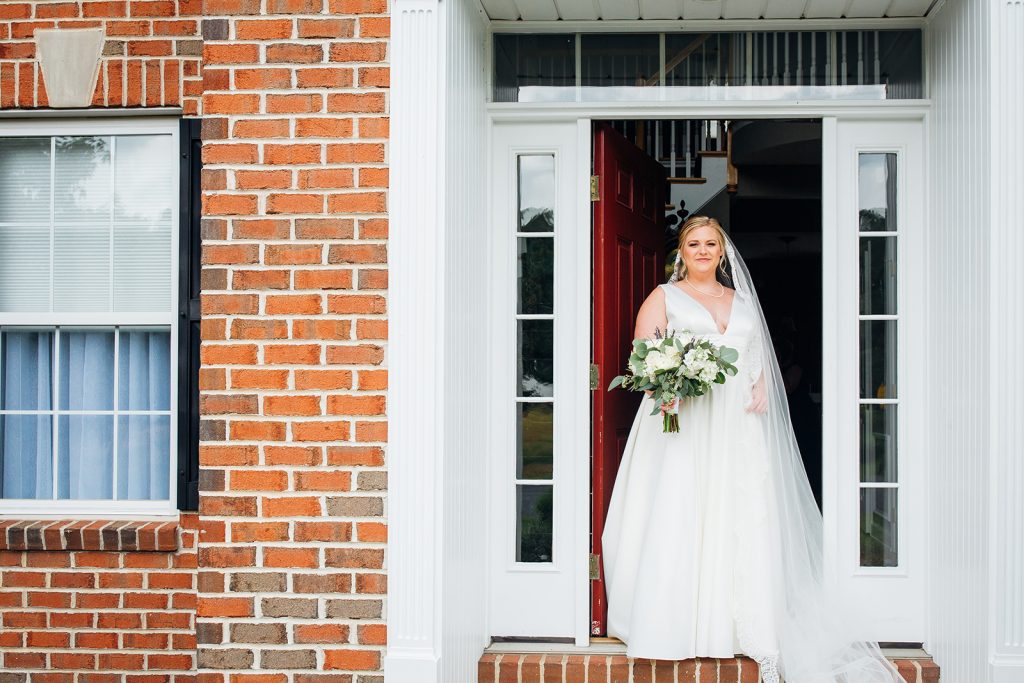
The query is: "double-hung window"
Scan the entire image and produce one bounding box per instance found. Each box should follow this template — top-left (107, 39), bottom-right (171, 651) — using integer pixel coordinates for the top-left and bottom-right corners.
top-left (0, 117), bottom-right (179, 517)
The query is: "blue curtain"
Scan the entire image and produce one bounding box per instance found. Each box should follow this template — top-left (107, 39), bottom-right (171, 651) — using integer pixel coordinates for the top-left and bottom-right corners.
top-left (117, 330), bottom-right (170, 500)
top-left (58, 330), bottom-right (114, 499)
top-left (1, 331), bottom-right (53, 498)
top-left (1, 328), bottom-right (169, 501)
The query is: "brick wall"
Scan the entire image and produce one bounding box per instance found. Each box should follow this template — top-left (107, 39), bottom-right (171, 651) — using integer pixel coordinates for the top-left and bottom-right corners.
top-left (0, 0), bottom-right (202, 113)
top-left (0, 517), bottom-right (199, 682)
top-left (195, 0), bottom-right (389, 680)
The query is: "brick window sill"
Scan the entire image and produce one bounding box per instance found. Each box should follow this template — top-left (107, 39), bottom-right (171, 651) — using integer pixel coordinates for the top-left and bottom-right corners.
top-left (0, 518), bottom-right (180, 552)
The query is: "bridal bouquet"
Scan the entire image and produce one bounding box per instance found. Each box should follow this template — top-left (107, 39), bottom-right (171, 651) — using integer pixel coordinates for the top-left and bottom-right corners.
top-left (607, 330), bottom-right (739, 433)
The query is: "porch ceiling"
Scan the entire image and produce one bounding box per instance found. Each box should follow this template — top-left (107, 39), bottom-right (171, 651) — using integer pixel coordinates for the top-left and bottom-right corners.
top-left (479, 0), bottom-right (936, 22)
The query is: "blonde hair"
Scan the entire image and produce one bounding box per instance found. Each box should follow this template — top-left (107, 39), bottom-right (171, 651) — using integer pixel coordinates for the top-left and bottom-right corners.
top-left (673, 216), bottom-right (729, 281)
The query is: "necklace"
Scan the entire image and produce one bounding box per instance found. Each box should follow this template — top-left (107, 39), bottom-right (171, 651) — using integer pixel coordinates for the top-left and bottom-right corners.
top-left (683, 277), bottom-right (725, 298)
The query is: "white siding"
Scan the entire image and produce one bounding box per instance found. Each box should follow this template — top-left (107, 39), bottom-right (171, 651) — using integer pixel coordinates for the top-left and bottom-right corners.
top-left (926, 0), bottom-right (992, 678)
top-left (990, 0), bottom-right (1024, 680)
top-left (441, 0), bottom-right (492, 680)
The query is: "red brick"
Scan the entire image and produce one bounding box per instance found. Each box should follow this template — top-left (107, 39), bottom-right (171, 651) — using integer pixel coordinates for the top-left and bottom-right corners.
top-left (359, 16), bottom-right (389, 37)
top-left (263, 496), bottom-right (322, 517)
top-left (295, 217), bottom-right (354, 239)
top-left (266, 244), bottom-right (323, 265)
top-left (292, 319), bottom-right (351, 340)
top-left (298, 18), bottom-right (354, 38)
top-left (298, 168), bottom-right (354, 190)
top-left (231, 319), bottom-right (290, 341)
top-left (329, 0), bottom-right (387, 13)
top-left (264, 395), bottom-right (322, 416)
top-left (204, 93), bottom-right (261, 115)
top-left (268, 0), bottom-right (323, 11)
top-left (358, 369), bottom-right (387, 390)
top-left (266, 43), bottom-right (324, 64)
top-left (232, 218), bottom-right (291, 239)
top-left (294, 470), bottom-right (351, 491)
top-left (329, 41), bottom-right (386, 63)
top-left (231, 369), bottom-right (289, 390)
top-left (264, 144), bottom-right (322, 165)
top-left (295, 117), bottom-right (354, 138)
top-left (233, 119), bottom-right (292, 139)
top-left (296, 67), bottom-right (354, 89)
top-left (265, 344), bottom-right (322, 364)
top-left (295, 269), bottom-right (353, 290)
top-left (265, 446), bottom-right (323, 466)
top-left (327, 92), bottom-right (386, 113)
top-left (292, 421), bottom-right (349, 442)
top-left (323, 649), bottom-right (380, 671)
top-left (359, 117), bottom-right (389, 138)
top-left (230, 421), bottom-right (287, 441)
top-left (37, 2), bottom-right (81, 18)
top-left (204, 44), bottom-right (260, 65)
top-left (127, 39), bottom-right (173, 56)
top-left (356, 319), bottom-right (387, 340)
top-left (231, 470), bottom-right (289, 491)
top-left (326, 344), bottom-right (384, 365)
top-left (197, 596), bottom-right (254, 618)
top-left (130, 0), bottom-right (175, 16)
top-left (235, 19), bottom-right (294, 40)
top-left (328, 244), bottom-right (386, 264)
top-left (327, 395), bottom-right (385, 416)
top-left (294, 521), bottom-right (351, 542)
top-left (202, 344), bottom-right (259, 365)
top-left (294, 624), bottom-right (349, 643)
top-left (204, 0), bottom-right (261, 12)
top-left (327, 294), bottom-right (386, 314)
top-left (326, 142), bottom-right (385, 163)
top-left (356, 523), bottom-right (387, 543)
top-left (202, 294), bottom-right (260, 315)
top-left (232, 268), bottom-right (291, 289)
top-left (231, 521), bottom-right (290, 542)
top-left (263, 547), bottom-right (319, 568)
top-left (234, 67), bottom-right (293, 90)
top-left (328, 191), bottom-right (386, 214)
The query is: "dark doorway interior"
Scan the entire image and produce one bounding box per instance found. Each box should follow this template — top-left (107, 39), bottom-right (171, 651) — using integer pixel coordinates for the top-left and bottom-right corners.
top-left (597, 118), bottom-right (824, 509)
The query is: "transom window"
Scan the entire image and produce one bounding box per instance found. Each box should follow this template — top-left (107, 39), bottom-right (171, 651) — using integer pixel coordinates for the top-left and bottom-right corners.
top-left (0, 119), bottom-right (178, 516)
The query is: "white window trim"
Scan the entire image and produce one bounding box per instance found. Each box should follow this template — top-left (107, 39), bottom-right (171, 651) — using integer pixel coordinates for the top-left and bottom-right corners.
top-left (0, 116), bottom-right (180, 518)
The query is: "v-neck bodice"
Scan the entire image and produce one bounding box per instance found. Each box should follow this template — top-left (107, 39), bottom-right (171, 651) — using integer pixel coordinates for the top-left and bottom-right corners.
top-left (660, 282), bottom-right (755, 342)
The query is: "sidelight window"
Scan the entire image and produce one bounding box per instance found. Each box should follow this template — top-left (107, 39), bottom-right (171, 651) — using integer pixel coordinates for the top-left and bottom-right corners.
top-left (857, 152), bottom-right (899, 567)
top-left (515, 154), bottom-right (555, 562)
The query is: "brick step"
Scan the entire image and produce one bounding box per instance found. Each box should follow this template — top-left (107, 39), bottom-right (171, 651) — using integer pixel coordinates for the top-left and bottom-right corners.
top-left (478, 652), bottom-right (940, 682)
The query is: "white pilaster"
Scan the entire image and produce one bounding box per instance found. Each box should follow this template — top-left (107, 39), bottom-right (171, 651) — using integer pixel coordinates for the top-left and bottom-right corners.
top-left (990, 1), bottom-right (1024, 681)
top-left (385, 0), bottom-right (444, 680)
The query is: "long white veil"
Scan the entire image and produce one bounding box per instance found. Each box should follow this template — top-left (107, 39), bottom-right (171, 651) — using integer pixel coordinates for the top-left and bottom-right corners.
top-left (669, 232), bottom-right (906, 683)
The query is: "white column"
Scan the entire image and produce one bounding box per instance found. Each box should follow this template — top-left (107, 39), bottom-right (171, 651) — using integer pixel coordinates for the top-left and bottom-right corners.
top-left (990, 2), bottom-right (1024, 681)
top-left (385, 0), bottom-right (444, 680)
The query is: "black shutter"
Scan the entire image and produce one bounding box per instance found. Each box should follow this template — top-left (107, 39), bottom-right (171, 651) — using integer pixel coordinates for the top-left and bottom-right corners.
top-left (177, 119), bottom-right (202, 511)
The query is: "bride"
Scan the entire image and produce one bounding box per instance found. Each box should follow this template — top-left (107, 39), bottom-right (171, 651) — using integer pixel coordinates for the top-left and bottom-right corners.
top-left (601, 216), bottom-right (905, 683)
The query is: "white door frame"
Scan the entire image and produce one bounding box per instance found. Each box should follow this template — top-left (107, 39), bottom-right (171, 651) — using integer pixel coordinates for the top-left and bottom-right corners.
top-left (483, 100), bottom-right (930, 647)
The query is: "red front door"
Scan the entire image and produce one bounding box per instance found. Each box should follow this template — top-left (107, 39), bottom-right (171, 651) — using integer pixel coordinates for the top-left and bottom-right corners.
top-left (591, 122), bottom-right (667, 635)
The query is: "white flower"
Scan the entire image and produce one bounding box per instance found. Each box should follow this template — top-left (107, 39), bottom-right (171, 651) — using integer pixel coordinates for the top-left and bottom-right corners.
top-left (645, 350), bottom-right (677, 375)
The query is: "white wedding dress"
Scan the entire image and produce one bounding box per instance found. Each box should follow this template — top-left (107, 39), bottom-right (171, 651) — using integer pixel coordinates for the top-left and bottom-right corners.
top-left (600, 246), bottom-right (907, 683)
top-left (602, 282), bottom-right (780, 671)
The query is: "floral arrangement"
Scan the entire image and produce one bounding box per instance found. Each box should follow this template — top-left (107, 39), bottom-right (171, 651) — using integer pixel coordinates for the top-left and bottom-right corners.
top-left (608, 329), bottom-right (739, 432)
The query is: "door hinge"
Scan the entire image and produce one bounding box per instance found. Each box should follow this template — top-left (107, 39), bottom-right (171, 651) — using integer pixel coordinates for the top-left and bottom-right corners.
top-left (589, 553), bottom-right (601, 580)
top-left (589, 363), bottom-right (600, 390)
top-left (590, 175), bottom-right (600, 201)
